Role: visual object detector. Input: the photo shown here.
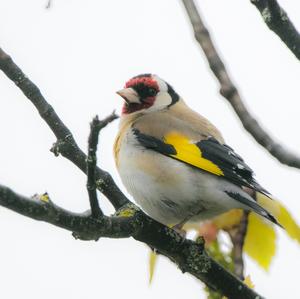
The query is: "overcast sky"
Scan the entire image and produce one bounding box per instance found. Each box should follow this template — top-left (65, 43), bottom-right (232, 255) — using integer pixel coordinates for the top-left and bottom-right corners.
top-left (0, 1), bottom-right (300, 298)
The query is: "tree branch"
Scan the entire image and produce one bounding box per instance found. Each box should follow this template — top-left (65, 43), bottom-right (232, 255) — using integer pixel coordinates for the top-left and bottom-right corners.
top-left (0, 46), bottom-right (265, 298)
top-left (86, 114), bottom-right (118, 218)
top-left (0, 186), bottom-right (135, 240)
top-left (251, 0), bottom-right (300, 60)
top-left (181, 0), bottom-right (300, 169)
top-left (45, 0), bottom-right (52, 9)
top-left (0, 184), bottom-right (263, 299)
top-left (228, 212), bottom-right (250, 280)
top-left (0, 47), bottom-right (128, 210)
top-left (87, 116), bottom-right (103, 218)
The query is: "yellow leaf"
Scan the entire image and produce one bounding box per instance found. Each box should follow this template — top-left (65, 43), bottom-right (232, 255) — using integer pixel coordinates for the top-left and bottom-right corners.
top-left (278, 204), bottom-right (300, 242)
top-left (149, 250), bottom-right (158, 285)
top-left (213, 209), bottom-right (243, 230)
top-left (184, 193), bottom-right (300, 273)
top-left (257, 192), bottom-right (300, 243)
top-left (245, 192), bottom-right (300, 270)
top-left (244, 212), bottom-right (276, 271)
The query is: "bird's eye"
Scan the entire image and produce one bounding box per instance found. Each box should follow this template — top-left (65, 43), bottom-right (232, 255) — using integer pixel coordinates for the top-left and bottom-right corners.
top-left (148, 88), bottom-right (157, 96)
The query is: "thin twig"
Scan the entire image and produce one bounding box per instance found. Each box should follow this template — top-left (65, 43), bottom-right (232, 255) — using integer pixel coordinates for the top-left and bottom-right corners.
top-left (87, 116), bottom-right (102, 218)
top-left (45, 0), bottom-right (52, 9)
top-left (228, 212), bottom-right (250, 280)
top-left (87, 113), bottom-right (118, 218)
top-left (181, 0), bottom-right (300, 169)
top-left (251, 0), bottom-right (300, 60)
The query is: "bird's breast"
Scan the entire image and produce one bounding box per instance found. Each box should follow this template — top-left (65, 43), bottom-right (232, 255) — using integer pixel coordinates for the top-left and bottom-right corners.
top-left (115, 129), bottom-right (210, 224)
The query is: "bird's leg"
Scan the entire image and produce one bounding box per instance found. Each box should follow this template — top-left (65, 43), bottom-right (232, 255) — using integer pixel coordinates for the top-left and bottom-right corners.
top-left (172, 218), bottom-right (189, 238)
top-left (172, 206), bottom-right (207, 238)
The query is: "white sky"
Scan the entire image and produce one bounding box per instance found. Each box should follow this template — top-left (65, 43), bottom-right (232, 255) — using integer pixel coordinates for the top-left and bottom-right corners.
top-left (0, 0), bottom-right (299, 298)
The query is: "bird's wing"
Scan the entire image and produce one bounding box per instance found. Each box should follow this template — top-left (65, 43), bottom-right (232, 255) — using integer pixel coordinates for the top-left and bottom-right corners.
top-left (132, 128), bottom-right (269, 196)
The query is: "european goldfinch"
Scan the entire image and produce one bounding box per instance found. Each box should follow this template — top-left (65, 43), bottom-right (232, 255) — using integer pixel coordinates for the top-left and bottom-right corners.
top-left (114, 74), bottom-right (280, 227)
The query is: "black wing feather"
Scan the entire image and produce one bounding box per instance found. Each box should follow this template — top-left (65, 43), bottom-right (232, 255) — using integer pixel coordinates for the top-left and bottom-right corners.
top-left (197, 137), bottom-right (270, 195)
top-left (133, 129), bottom-right (269, 196)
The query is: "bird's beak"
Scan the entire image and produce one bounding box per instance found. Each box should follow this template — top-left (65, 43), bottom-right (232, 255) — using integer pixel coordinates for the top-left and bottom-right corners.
top-left (116, 88), bottom-right (140, 104)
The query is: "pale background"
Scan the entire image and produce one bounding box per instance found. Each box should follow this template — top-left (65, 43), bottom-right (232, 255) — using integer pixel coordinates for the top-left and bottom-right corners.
top-left (0, 1), bottom-right (299, 298)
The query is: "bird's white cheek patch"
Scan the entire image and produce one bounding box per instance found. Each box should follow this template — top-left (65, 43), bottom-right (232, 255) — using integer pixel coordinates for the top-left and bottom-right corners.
top-left (146, 92), bottom-right (172, 113)
top-left (153, 75), bottom-right (168, 92)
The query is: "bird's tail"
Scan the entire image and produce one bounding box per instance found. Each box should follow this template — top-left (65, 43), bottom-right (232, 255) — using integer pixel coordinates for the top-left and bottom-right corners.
top-left (225, 190), bottom-right (281, 227)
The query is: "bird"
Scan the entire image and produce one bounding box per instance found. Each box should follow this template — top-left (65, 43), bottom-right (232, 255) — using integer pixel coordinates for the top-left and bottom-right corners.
top-left (113, 73), bottom-right (280, 228)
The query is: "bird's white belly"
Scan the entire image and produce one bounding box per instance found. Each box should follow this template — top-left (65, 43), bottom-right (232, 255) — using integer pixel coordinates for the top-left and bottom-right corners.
top-left (117, 138), bottom-right (242, 226)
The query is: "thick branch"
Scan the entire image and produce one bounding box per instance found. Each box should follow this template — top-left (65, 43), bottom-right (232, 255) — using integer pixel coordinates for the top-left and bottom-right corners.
top-left (181, 0), bottom-right (300, 169)
top-left (251, 0), bottom-right (300, 60)
top-left (0, 184), bottom-right (263, 299)
top-left (0, 47), bottom-right (128, 210)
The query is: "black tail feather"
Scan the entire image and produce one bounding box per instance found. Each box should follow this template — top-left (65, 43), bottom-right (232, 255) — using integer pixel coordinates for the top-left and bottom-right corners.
top-left (225, 190), bottom-right (283, 228)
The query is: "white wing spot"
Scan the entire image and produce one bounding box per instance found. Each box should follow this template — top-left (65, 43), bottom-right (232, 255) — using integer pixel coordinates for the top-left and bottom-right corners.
top-left (237, 163), bottom-right (244, 169)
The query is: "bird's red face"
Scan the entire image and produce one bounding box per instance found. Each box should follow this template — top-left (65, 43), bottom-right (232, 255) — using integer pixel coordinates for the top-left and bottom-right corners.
top-left (117, 74), bottom-right (180, 116)
top-left (117, 74), bottom-right (160, 114)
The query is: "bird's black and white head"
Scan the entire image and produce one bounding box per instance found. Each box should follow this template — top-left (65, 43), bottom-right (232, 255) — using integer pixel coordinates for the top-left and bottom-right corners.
top-left (117, 74), bottom-right (179, 115)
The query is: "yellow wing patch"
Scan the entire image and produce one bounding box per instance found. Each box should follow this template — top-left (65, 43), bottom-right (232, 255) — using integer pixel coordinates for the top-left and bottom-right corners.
top-left (164, 132), bottom-right (224, 176)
